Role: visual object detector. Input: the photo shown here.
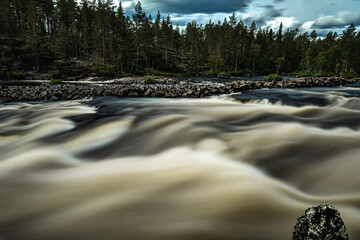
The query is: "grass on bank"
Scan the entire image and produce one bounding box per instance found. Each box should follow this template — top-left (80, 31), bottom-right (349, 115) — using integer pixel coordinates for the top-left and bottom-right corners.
top-left (9, 71), bottom-right (24, 80)
top-left (143, 75), bottom-right (164, 84)
top-left (290, 71), bottom-right (358, 79)
top-left (50, 79), bottom-right (63, 84)
top-left (131, 68), bottom-right (182, 77)
top-left (264, 74), bottom-right (283, 81)
top-left (97, 65), bottom-right (117, 77)
top-left (2, 62), bottom-right (359, 81)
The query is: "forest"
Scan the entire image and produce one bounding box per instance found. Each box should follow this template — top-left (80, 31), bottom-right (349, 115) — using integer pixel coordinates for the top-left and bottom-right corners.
top-left (1, 0), bottom-right (360, 80)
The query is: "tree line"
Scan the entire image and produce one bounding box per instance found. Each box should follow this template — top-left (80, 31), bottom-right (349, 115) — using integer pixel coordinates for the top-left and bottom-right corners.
top-left (1, 0), bottom-right (359, 79)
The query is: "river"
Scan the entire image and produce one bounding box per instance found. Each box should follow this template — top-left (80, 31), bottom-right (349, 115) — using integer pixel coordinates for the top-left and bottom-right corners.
top-left (0, 85), bottom-right (360, 239)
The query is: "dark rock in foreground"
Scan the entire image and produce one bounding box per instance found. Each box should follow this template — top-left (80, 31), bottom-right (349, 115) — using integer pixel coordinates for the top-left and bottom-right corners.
top-left (293, 205), bottom-right (348, 240)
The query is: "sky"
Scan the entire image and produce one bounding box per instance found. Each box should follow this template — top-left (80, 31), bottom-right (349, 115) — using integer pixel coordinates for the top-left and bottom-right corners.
top-left (117, 0), bottom-right (360, 35)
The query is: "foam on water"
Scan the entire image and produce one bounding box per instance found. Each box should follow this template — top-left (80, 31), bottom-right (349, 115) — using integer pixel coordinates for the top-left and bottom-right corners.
top-left (1, 86), bottom-right (360, 239)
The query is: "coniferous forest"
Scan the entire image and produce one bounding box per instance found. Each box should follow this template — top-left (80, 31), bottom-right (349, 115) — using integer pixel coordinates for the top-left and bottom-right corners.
top-left (1, 0), bottom-right (360, 79)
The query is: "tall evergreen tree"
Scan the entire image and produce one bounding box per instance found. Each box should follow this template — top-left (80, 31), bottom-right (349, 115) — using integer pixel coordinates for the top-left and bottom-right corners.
top-left (132, 1), bottom-right (147, 70)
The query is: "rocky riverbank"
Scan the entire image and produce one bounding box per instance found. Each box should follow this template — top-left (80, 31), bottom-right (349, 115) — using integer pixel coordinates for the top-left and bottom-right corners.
top-left (1, 77), bottom-right (360, 103)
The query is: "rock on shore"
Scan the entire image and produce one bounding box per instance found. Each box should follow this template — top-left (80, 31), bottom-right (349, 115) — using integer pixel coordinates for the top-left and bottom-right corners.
top-left (0, 77), bottom-right (359, 103)
top-left (0, 80), bottom-right (255, 103)
top-left (293, 205), bottom-right (348, 240)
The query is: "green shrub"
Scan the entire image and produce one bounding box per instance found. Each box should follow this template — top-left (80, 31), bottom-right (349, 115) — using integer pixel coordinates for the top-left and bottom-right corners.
top-left (313, 72), bottom-right (325, 78)
top-left (144, 68), bottom-right (155, 75)
top-left (50, 79), bottom-right (62, 84)
top-left (202, 70), bottom-right (219, 77)
top-left (291, 71), bottom-right (312, 77)
top-left (146, 69), bottom-right (179, 76)
top-left (99, 70), bottom-right (113, 76)
top-left (130, 70), bottom-right (146, 76)
top-left (98, 65), bottom-right (116, 76)
top-left (208, 56), bottom-right (224, 72)
top-left (217, 71), bottom-right (230, 77)
top-left (144, 75), bottom-right (156, 84)
top-left (227, 69), bottom-right (253, 76)
top-left (264, 74), bottom-right (282, 81)
top-left (10, 71), bottom-right (24, 80)
top-left (342, 72), bottom-right (357, 79)
top-left (0, 67), bottom-right (5, 78)
top-left (183, 71), bottom-right (197, 76)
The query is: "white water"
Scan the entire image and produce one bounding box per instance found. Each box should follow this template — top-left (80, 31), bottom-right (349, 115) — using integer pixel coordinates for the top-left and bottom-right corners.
top-left (0, 86), bottom-right (360, 239)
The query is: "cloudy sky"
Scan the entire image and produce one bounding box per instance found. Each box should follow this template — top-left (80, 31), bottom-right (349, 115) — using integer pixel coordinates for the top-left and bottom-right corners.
top-left (117, 0), bottom-right (360, 35)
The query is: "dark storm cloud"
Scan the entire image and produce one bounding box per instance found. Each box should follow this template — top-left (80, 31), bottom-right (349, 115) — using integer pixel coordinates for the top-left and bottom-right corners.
top-left (142, 0), bottom-right (252, 14)
top-left (312, 12), bottom-right (360, 29)
top-left (244, 5), bottom-right (284, 25)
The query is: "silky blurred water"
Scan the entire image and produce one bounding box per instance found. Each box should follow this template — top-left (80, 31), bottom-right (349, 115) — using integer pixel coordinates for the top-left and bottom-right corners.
top-left (0, 86), bottom-right (360, 240)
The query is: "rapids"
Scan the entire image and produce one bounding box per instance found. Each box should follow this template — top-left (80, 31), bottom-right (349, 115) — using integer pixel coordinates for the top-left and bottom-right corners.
top-left (0, 86), bottom-right (360, 240)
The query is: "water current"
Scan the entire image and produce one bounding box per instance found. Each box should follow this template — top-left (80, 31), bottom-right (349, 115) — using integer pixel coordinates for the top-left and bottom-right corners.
top-left (0, 85), bottom-right (360, 240)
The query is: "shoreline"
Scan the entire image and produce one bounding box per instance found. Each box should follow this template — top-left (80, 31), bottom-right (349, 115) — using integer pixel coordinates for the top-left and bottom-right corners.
top-left (1, 77), bottom-right (360, 103)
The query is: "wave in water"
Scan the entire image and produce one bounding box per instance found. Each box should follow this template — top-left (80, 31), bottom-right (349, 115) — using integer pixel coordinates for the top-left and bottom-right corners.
top-left (0, 86), bottom-right (360, 239)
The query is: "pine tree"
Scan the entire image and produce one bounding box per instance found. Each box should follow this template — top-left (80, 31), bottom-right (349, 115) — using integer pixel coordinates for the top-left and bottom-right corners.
top-left (132, 1), bottom-right (147, 70)
top-left (341, 23), bottom-right (357, 73)
top-left (154, 10), bottom-right (161, 68)
top-left (79, 0), bottom-right (95, 56)
top-left (26, 0), bottom-right (41, 71)
top-left (275, 22), bottom-right (283, 58)
top-left (54, 0), bottom-right (78, 73)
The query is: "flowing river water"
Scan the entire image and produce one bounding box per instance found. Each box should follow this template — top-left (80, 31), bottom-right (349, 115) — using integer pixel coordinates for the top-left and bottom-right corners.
top-left (0, 85), bottom-right (360, 240)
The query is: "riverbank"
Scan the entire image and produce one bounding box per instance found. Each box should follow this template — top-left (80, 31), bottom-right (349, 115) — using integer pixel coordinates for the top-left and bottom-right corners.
top-left (1, 77), bottom-right (360, 103)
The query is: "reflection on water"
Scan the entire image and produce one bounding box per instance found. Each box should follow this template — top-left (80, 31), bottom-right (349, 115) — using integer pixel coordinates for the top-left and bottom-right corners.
top-left (0, 86), bottom-right (360, 240)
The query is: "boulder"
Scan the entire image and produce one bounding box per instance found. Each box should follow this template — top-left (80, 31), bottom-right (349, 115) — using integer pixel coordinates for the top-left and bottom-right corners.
top-left (293, 205), bottom-right (348, 240)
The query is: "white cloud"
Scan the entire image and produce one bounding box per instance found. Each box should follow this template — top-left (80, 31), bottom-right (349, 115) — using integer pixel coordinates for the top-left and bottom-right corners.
top-left (122, 1), bottom-right (134, 9)
top-left (312, 11), bottom-right (360, 29)
top-left (243, 5), bottom-right (284, 26)
top-left (299, 21), bottom-right (315, 33)
top-left (169, 12), bottom-right (234, 27)
top-left (263, 17), bottom-right (301, 30)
